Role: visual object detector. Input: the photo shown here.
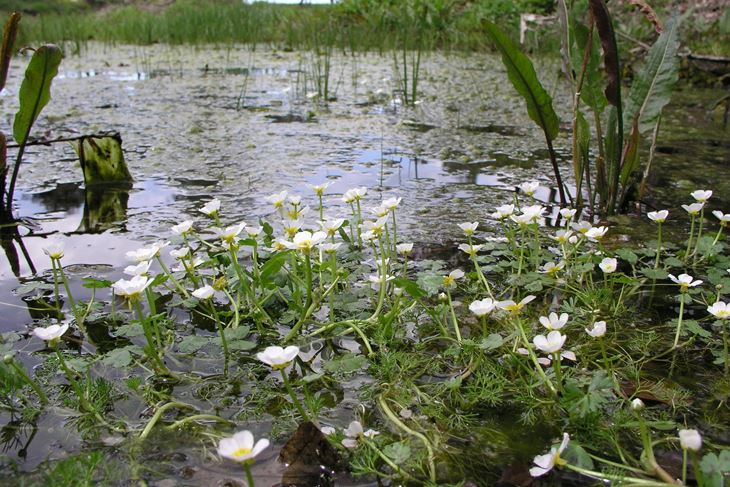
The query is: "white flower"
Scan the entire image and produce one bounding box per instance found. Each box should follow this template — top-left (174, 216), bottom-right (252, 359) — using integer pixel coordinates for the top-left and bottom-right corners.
top-left (599, 257), bottom-right (617, 274)
top-left (708, 301), bottom-right (730, 319)
top-left (458, 243), bottom-right (483, 257)
top-left (668, 273), bottom-right (703, 291)
top-left (213, 223), bottom-right (246, 245)
top-left (282, 219), bottom-right (302, 238)
top-left (112, 275), bottom-right (153, 300)
top-left (540, 261), bottom-right (565, 275)
top-left (682, 203), bottom-right (704, 215)
top-left (342, 421), bottom-right (379, 449)
top-left (217, 430), bottom-right (269, 463)
top-left (457, 222), bottom-right (479, 236)
top-left (200, 199), bottom-right (221, 216)
top-left (552, 230), bottom-right (574, 244)
top-left (533, 330), bottom-right (567, 353)
top-left (256, 345), bottom-right (300, 369)
top-left (443, 269), bottom-right (465, 288)
top-left (288, 194), bottom-right (302, 206)
top-left (320, 218), bottom-right (345, 236)
top-left (631, 398), bottom-right (645, 411)
top-left (368, 274), bottom-right (395, 290)
top-left (529, 433), bottom-right (569, 477)
top-left (382, 196), bottom-right (402, 211)
top-left (678, 429), bottom-right (702, 451)
top-left (266, 190), bottom-right (288, 209)
top-left (647, 210), bottom-right (668, 223)
top-left (246, 226), bottom-right (263, 237)
top-left (42, 241), bottom-right (65, 260)
top-left (469, 298), bottom-right (496, 317)
top-left (124, 260), bottom-right (153, 276)
top-left (342, 187), bottom-right (367, 203)
top-left (497, 295), bottom-right (536, 314)
top-left (320, 426), bottom-right (336, 436)
top-left (510, 213), bottom-right (532, 226)
top-left (539, 312), bottom-right (569, 331)
top-left (169, 247), bottom-right (190, 260)
top-left (126, 241), bottom-right (168, 263)
top-left (319, 242), bottom-right (342, 254)
top-left (171, 220), bottom-right (194, 236)
top-left (492, 204), bottom-right (515, 220)
top-left (585, 226), bottom-right (608, 241)
top-left (690, 190), bottom-right (712, 203)
top-left (518, 181), bottom-right (540, 196)
top-left (32, 323), bottom-right (69, 342)
top-left (282, 231), bottom-right (327, 253)
top-left (559, 208), bottom-right (577, 220)
top-left (585, 321), bottom-right (607, 338)
top-left (371, 205), bottom-right (389, 218)
top-left (396, 243), bottom-right (414, 255)
top-left (521, 205), bottom-right (546, 223)
top-left (571, 221), bottom-right (593, 234)
top-left (192, 285), bottom-right (215, 300)
top-left (310, 182), bottom-right (330, 196)
top-left (713, 210), bottom-right (730, 225)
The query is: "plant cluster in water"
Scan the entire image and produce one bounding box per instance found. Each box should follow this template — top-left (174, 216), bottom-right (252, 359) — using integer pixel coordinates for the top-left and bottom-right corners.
top-left (2, 179), bottom-right (730, 485)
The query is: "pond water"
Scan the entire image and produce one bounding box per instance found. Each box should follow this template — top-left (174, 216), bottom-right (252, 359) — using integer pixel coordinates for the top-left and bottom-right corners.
top-left (0, 43), bottom-right (728, 485)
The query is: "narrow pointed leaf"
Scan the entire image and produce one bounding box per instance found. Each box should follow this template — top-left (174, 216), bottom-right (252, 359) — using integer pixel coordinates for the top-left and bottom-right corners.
top-left (0, 12), bottom-right (21, 93)
top-left (13, 45), bottom-right (62, 145)
top-left (483, 20), bottom-right (560, 141)
top-left (623, 13), bottom-right (680, 134)
top-left (588, 0), bottom-right (621, 108)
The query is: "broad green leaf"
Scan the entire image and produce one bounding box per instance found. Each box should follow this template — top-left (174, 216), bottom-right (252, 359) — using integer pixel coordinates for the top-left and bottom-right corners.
top-left (178, 336), bottom-right (210, 353)
top-left (222, 339), bottom-right (256, 351)
top-left (260, 251), bottom-right (289, 284)
top-left (323, 353), bottom-right (368, 374)
top-left (392, 277), bottom-right (427, 298)
top-left (479, 333), bottom-right (504, 351)
top-left (623, 13), bottom-right (680, 134)
top-left (13, 45), bottom-right (62, 145)
top-left (101, 346), bottom-right (139, 368)
top-left (483, 21), bottom-right (559, 141)
top-left (83, 277), bottom-right (112, 289)
top-left (383, 442), bottom-right (411, 464)
top-left (115, 323), bottom-right (144, 338)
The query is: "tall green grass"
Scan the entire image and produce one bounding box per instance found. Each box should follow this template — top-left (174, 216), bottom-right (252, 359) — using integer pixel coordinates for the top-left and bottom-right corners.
top-left (9, 0), bottom-right (549, 52)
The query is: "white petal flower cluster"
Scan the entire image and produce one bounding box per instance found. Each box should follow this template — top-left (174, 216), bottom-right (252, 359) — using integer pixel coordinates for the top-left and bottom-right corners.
top-left (217, 430), bottom-right (269, 463)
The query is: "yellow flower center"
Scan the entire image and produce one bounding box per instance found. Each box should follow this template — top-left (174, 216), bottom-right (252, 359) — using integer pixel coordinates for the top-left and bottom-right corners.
top-left (232, 447), bottom-right (252, 459)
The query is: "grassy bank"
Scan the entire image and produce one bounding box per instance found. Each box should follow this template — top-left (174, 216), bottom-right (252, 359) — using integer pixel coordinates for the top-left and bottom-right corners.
top-left (2, 1), bottom-right (728, 58)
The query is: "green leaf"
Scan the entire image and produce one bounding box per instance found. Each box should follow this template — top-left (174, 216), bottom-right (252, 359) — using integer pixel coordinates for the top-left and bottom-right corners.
top-left (115, 323), bottom-right (144, 338)
top-left (623, 13), bottom-right (680, 134)
top-left (641, 267), bottom-right (668, 279)
top-left (178, 336), bottom-right (210, 353)
top-left (82, 277), bottom-right (112, 289)
top-left (392, 277), bottom-right (427, 298)
top-left (71, 134), bottom-right (133, 185)
top-left (684, 320), bottom-right (711, 338)
top-left (615, 248), bottom-right (638, 265)
top-left (224, 326), bottom-right (251, 340)
top-left (383, 442), bottom-right (411, 464)
top-left (700, 451), bottom-right (730, 487)
top-left (101, 346), bottom-right (139, 368)
top-left (224, 339), bottom-right (256, 351)
top-left (323, 353), bottom-right (368, 374)
top-left (13, 45), bottom-right (62, 145)
top-left (301, 372), bottom-right (324, 383)
top-left (483, 21), bottom-right (559, 141)
top-left (260, 251), bottom-right (289, 285)
top-left (479, 333), bottom-right (504, 351)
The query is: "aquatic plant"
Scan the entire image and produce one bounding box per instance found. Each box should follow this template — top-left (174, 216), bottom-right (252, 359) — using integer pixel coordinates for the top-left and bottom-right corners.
top-left (3, 176), bottom-right (730, 484)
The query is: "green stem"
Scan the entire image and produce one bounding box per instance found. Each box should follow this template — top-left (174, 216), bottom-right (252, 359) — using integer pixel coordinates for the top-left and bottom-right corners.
top-left (9, 358), bottom-right (48, 405)
top-left (156, 256), bottom-right (190, 298)
top-left (165, 414), bottom-right (232, 430)
top-left (244, 462), bottom-right (255, 487)
top-left (685, 214), bottom-right (696, 261)
top-left (209, 302), bottom-right (229, 376)
top-left (654, 223), bottom-right (662, 269)
top-left (722, 319), bottom-right (728, 375)
top-left (445, 288), bottom-right (462, 343)
top-left (280, 368), bottom-right (309, 421)
top-left (551, 352), bottom-right (564, 393)
top-left (377, 395), bottom-right (436, 483)
top-left (672, 294), bottom-right (685, 349)
top-left (139, 401), bottom-right (194, 440)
